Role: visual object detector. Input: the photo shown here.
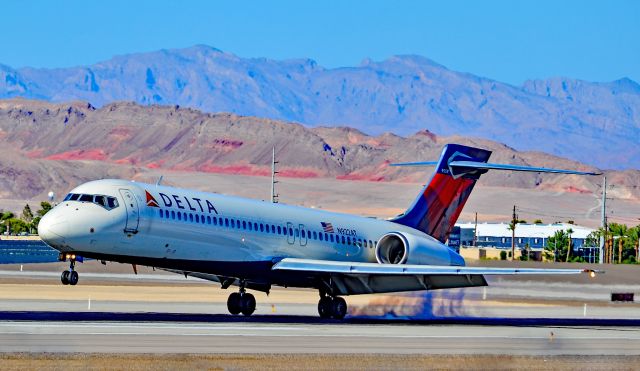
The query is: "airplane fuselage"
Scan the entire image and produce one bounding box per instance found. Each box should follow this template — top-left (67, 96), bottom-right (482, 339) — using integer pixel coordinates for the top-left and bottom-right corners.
top-left (39, 179), bottom-right (461, 290)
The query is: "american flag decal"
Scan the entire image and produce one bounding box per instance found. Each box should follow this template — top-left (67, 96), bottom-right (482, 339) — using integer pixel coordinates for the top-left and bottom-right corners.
top-left (321, 222), bottom-right (334, 233)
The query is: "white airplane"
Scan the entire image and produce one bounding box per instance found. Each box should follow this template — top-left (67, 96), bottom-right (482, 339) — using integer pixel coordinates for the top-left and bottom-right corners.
top-left (38, 144), bottom-right (600, 319)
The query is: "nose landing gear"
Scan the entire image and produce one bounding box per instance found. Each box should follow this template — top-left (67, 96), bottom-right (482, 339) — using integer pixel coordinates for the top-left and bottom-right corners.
top-left (59, 253), bottom-right (80, 286)
top-left (226, 282), bottom-right (256, 316)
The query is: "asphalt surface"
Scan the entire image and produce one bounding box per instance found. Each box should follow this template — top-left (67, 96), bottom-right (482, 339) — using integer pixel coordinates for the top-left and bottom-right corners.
top-left (2, 315), bottom-right (640, 355)
top-left (2, 267), bottom-right (640, 355)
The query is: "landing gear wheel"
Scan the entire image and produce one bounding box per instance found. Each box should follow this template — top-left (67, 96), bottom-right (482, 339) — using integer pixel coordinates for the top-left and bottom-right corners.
top-left (69, 270), bottom-right (79, 286)
top-left (318, 297), bottom-right (333, 319)
top-left (61, 270), bottom-right (70, 285)
top-left (317, 296), bottom-right (348, 320)
top-left (240, 293), bottom-right (256, 316)
top-left (331, 297), bottom-right (347, 320)
top-left (227, 292), bottom-right (242, 315)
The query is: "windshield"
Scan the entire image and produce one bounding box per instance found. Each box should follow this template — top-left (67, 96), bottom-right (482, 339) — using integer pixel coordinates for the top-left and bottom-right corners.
top-left (63, 193), bottom-right (120, 210)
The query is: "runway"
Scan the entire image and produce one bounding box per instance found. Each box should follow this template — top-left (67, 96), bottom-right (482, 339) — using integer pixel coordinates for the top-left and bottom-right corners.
top-left (2, 312), bottom-right (640, 355)
top-left (2, 265), bottom-right (640, 356)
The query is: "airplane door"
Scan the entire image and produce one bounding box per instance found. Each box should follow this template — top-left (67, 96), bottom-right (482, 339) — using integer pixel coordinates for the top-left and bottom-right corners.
top-left (286, 222), bottom-right (295, 244)
top-left (299, 224), bottom-right (307, 246)
top-left (119, 189), bottom-right (139, 233)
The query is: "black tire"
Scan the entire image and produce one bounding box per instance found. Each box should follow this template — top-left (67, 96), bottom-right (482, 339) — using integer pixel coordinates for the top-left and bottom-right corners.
top-left (227, 292), bottom-right (242, 315)
top-left (240, 293), bottom-right (256, 316)
top-left (68, 271), bottom-right (79, 286)
top-left (318, 296), bottom-right (333, 319)
top-left (61, 271), bottom-right (70, 285)
top-left (331, 297), bottom-right (347, 320)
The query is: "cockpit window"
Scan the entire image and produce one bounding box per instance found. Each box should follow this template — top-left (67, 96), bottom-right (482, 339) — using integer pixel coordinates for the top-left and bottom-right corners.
top-left (79, 194), bottom-right (93, 202)
top-left (107, 197), bottom-right (118, 209)
top-left (94, 195), bottom-right (106, 207)
top-left (64, 192), bottom-right (119, 210)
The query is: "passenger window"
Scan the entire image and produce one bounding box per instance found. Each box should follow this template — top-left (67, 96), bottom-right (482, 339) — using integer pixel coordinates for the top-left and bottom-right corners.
top-left (171, 211), bottom-right (176, 220)
top-left (225, 218), bottom-right (229, 227)
top-left (289, 228), bottom-right (293, 236)
top-left (243, 221), bottom-right (248, 230)
top-left (369, 240), bottom-right (373, 248)
top-left (178, 213), bottom-right (182, 221)
top-left (341, 236), bottom-right (346, 244)
top-left (260, 224), bottom-right (264, 232)
top-left (195, 214), bottom-right (199, 223)
top-left (236, 219), bottom-right (241, 229)
top-left (347, 237), bottom-right (351, 245)
top-left (319, 233), bottom-right (323, 241)
top-left (277, 226), bottom-right (282, 234)
top-left (330, 235), bottom-right (334, 243)
top-left (159, 209), bottom-right (163, 218)
top-left (271, 225), bottom-right (275, 233)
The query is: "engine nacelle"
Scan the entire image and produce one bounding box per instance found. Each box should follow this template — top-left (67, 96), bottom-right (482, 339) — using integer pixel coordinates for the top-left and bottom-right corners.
top-left (375, 232), bottom-right (408, 264)
top-left (374, 231), bottom-right (464, 266)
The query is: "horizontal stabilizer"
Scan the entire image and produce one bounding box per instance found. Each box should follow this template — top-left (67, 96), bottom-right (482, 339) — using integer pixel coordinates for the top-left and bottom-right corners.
top-left (391, 160), bottom-right (601, 176)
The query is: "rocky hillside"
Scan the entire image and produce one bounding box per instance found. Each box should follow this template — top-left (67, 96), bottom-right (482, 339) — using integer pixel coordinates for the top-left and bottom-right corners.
top-left (1, 45), bottom-right (638, 169)
top-left (0, 99), bottom-right (637, 203)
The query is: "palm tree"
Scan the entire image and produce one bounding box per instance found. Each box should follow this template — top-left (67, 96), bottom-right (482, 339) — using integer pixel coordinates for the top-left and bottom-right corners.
top-left (566, 227), bottom-right (574, 262)
top-left (609, 223), bottom-right (628, 264)
top-left (0, 211), bottom-right (15, 235)
top-left (631, 227), bottom-right (640, 263)
top-left (545, 230), bottom-right (568, 262)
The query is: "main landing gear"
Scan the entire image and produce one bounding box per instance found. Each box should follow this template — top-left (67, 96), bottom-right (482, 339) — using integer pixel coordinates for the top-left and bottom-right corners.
top-left (226, 282), bottom-right (256, 316)
top-left (318, 294), bottom-right (347, 320)
top-left (60, 257), bottom-right (79, 286)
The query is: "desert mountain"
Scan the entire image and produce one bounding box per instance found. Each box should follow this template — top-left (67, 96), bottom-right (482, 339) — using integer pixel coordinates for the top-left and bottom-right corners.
top-left (0, 99), bottom-right (637, 206)
top-left (0, 45), bottom-right (638, 169)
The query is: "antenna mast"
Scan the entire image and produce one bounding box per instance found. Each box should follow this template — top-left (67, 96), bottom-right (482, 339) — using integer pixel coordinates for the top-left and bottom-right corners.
top-left (270, 147), bottom-right (279, 203)
top-left (599, 175), bottom-right (607, 264)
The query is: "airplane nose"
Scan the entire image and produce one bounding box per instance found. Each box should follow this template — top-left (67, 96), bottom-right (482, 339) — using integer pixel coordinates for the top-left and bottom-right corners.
top-left (38, 211), bottom-right (68, 247)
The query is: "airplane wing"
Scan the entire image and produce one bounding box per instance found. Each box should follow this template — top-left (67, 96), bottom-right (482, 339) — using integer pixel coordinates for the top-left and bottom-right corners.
top-left (272, 258), bottom-right (599, 295)
top-left (273, 258), bottom-right (597, 275)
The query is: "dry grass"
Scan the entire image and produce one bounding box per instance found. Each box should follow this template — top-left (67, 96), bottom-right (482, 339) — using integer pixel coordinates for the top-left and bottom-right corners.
top-left (1, 354), bottom-right (639, 371)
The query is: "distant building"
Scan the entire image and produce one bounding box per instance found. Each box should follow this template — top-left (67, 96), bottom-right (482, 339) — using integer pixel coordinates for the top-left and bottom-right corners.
top-left (451, 222), bottom-right (599, 262)
top-left (454, 222), bottom-right (596, 250)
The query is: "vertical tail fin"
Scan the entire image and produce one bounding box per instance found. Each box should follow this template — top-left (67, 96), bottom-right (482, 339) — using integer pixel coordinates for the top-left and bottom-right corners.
top-left (391, 144), bottom-right (491, 243)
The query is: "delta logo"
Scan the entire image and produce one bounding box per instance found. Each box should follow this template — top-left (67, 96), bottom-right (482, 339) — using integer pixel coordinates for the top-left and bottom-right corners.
top-left (146, 191), bottom-right (160, 207)
top-left (144, 189), bottom-right (219, 214)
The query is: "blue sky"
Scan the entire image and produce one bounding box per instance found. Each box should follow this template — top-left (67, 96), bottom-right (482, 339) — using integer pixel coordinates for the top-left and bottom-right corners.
top-left (2, 0), bottom-right (638, 84)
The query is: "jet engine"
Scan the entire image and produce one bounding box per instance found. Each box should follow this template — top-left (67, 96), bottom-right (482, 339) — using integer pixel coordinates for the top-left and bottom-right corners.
top-left (375, 232), bottom-right (408, 264)
top-left (374, 231), bottom-right (464, 266)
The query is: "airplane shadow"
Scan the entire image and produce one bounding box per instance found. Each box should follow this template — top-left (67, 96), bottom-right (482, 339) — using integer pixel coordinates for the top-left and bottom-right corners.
top-left (1, 311), bottom-right (640, 328)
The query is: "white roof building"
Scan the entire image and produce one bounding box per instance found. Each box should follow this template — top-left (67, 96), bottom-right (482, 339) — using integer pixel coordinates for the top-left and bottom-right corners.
top-left (455, 222), bottom-right (594, 239)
